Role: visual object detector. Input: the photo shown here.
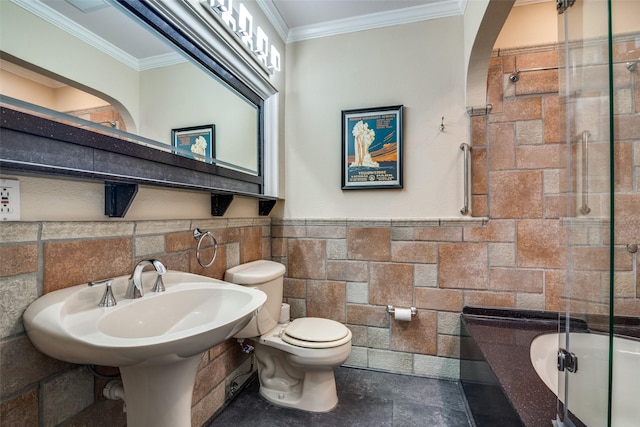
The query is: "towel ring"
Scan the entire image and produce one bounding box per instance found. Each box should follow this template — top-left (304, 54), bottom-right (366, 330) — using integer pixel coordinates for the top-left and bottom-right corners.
top-left (193, 228), bottom-right (218, 268)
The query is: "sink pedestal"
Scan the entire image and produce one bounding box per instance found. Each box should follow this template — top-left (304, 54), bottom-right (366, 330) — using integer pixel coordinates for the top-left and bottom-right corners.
top-left (119, 355), bottom-right (202, 427)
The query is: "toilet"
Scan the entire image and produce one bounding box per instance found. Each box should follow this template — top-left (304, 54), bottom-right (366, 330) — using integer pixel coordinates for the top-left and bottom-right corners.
top-left (225, 260), bottom-right (352, 413)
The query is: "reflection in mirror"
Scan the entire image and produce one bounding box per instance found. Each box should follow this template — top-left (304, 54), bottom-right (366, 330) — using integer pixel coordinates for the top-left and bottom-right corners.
top-left (0, 0), bottom-right (260, 176)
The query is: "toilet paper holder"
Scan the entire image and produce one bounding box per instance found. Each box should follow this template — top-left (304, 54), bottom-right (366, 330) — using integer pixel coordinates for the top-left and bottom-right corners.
top-left (386, 305), bottom-right (418, 317)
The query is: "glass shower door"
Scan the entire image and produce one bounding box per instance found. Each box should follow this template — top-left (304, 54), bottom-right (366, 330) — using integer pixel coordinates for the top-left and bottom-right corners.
top-left (557, 0), bottom-right (614, 426)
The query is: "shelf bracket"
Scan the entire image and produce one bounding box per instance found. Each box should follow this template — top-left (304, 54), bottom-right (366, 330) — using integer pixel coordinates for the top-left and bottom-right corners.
top-left (105, 182), bottom-right (138, 218)
top-left (211, 193), bottom-right (234, 216)
top-left (258, 199), bottom-right (276, 216)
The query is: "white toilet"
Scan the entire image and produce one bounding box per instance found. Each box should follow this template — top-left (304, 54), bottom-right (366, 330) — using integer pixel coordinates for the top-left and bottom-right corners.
top-left (225, 260), bottom-right (352, 413)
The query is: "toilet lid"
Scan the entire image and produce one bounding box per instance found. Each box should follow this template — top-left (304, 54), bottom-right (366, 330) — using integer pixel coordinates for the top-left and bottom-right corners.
top-left (282, 318), bottom-right (351, 349)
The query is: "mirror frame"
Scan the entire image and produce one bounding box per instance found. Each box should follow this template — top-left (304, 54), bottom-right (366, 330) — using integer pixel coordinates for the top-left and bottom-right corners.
top-left (0, 0), bottom-right (278, 215)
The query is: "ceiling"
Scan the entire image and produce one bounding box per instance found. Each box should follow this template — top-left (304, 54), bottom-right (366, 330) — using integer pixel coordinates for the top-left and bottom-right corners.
top-left (10, 0), bottom-right (541, 66)
top-left (263, 0), bottom-right (466, 42)
top-left (271, 0), bottom-right (443, 29)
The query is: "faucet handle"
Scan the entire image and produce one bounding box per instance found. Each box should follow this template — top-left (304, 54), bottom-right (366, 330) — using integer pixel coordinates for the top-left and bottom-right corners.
top-left (150, 260), bottom-right (166, 293)
top-left (88, 278), bottom-right (117, 307)
top-left (151, 270), bottom-right (166, 293)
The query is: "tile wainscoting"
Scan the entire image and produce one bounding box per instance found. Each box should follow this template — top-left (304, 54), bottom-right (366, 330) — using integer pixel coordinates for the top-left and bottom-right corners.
top-left (0, 218), bottom-right (270, 426)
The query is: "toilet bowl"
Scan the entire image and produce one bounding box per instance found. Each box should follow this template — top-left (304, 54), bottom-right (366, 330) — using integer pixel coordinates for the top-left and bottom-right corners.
top-left (225, 260), bottom-right (352, 412)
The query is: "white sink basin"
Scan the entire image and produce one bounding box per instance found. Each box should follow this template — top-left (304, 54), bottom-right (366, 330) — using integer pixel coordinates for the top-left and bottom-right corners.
top-left (23, 270), bottom-right (266, 427)
top-left (24, 271), bottom-right (266, 367)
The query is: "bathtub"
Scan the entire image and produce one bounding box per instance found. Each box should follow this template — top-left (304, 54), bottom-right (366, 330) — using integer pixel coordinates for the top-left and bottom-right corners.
top-left (530, 332), bottom-right (640, 427)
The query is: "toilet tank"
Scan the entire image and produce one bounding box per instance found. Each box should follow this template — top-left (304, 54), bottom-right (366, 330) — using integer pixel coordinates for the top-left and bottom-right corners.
top-left (225, 260), bottom-right (286, 338)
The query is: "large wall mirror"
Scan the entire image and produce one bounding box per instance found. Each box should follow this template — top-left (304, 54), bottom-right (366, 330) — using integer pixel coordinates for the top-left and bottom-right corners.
top-left (1, 0), bottom-right (276, 208)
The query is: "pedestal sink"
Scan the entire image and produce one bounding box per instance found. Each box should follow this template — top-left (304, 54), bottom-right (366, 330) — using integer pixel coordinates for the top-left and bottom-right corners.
top-left (23, 271), bottom-right (266, 427)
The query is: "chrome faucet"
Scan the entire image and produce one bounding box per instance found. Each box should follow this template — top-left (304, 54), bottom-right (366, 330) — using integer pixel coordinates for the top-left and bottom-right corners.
top-left (125, 259), bottom-right (167, 299)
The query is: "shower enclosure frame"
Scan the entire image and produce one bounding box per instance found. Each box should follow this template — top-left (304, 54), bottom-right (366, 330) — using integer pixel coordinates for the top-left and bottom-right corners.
top-left (557, 0), bottom-right (638, 426)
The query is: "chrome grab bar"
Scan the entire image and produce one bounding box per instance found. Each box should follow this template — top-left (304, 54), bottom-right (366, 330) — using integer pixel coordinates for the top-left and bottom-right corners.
top-left (460, 143), bottom-right (471, 215)
top-left (579, 130), bottom-right (591, 215)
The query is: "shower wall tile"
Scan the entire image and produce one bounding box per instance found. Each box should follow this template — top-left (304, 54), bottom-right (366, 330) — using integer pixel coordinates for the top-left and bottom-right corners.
top-left (369, 262), bottom-right (414, 307)
top-left (368, 349), bottom-right (413, 373)
top-left (0, 387), bottom-right (39, 426)
top-left (42, 368), bottom-right (94, 427)
top-left (391, 310), bottom-right (437, 355)
top-left (191, 382), bottom-right (225, 427)
top-left (306, 224), bottom-right (347, 238)
top-left (391, 241), bottom-right (437, 263)
top-left (41, 221), bottom-right (134, 240)
top-left (488, 243), bottom-right (516, 267)
top-left (614, 111), bottom-right (640, 140)
top-left (287, 239), bottom-right (327, 279)
top-left (515, 144), bottom-right (564, 169)
top-left (0, 222), bottom-right (39, 243)
top-left (471, 147), bottom-right (488, 195)
top-left (0, 244), bottom-right (38, 277)
top-left (543, 96), bottom-right (562, 143)
top-left (240, 226), bottom-right (263, 263)
top-left (489, 170), bottom-right (543, 219)
top-left (347, 227), bottom-right (391, 261)
top-left (306, 280), bottom-right (346, 322)
top-left (489, 268), bottom-right (544, 293)
top-left (471, 115), bottom-right (487, 147)
top-left (415, 288), bottom-right (463, 312)
top-left (284, 278), bottom-right (306, 298)
top-left (487, 64), bottom-right (504, 113)
top-left (464, 219), bottom-right (515, 242)
top-left (471, 195), bottom-right (488, 217)
top-left (488, 123), bottom-right (515, 170)
top-left (347, 304), bottom-right (389, 328)
top-left (613, 194), bottom-right (640, 244)
top-left (327, 260), bottom-right (368, 282)
top-left (414, 226), bottom-right (462, 242)
top-left (134, 234), bottom-right (165, 257)
top-left (514, 69), bottom-right (558, 96)
top-left (43, 238), bottom-right (132, 293)
top-left (348, 325), bottom-right (367, 346)
top-left (1, 335), bottom-right (70, 399)
top-left (516, 219), bottom-right (564, 269)
top-left (492, 97), bottom-right (542, 122)
top-left (514, 50), bottom-right (557, 70)
top-left (271, 237), bottom-right (287, 257)
top-left (464, 291), bottom-right (516, 308)
top-left (439, 243), bottom-right (488, 290)
top-left (0, 274), bottom-right (38, 337)
top-left (327, 238), bottom-right (347, 259)
top-left (614, 141), bottom-right (634, 191)
top-left (414, 264), bottom-right (438, 287)
top-left (438, 334), bottom-right (461, 358)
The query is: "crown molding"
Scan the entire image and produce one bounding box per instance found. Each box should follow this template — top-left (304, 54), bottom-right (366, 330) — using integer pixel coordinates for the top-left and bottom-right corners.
top-left (256, 0), bottom-right (289, 42)
top-left (9, 0), bottom-right (184, 72)
top-left (259, 0), bottom-right (467, 44)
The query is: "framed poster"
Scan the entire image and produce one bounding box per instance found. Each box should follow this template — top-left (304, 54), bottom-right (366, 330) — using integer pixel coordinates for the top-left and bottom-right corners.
top-left (341, 105), bottom-right (403, 190)
top-left (171, 124), bottom-right (215, 162)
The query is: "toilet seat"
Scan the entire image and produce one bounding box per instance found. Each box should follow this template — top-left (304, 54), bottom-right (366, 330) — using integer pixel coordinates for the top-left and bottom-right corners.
top-left (281, 318), bottom-right (351, 349)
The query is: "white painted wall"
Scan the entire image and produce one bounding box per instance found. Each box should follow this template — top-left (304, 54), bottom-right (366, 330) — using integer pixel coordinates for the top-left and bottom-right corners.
top-left (0, 0), bottom-right (141, 127)
top-left (283, 17), bottom-right (469, 219)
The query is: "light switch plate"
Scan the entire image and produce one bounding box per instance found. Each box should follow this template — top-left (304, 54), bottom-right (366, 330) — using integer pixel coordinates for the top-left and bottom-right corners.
top-left (0, 179), bottom-right (21, 221)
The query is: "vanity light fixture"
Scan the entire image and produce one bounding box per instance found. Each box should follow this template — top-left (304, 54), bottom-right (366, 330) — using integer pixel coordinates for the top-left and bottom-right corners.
top-left (201, 0), bottom-right (281, 73)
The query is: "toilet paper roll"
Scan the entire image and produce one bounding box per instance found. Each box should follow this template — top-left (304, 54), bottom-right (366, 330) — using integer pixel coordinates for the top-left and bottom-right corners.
top-left (279, 303), bottom-right (290, 323)
top-left (394, 308), bottom-right (413, 321)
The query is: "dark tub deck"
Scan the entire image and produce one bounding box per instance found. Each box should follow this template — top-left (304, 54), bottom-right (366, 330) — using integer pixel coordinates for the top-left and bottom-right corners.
top-left (460, 307), bottom-right (590, 427)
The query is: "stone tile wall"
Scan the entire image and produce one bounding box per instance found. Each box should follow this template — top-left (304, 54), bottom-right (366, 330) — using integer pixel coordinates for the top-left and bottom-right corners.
top-left (0, 218), bottom-right (270, 426)
top-left (272, 39), bottom-right (639, 380)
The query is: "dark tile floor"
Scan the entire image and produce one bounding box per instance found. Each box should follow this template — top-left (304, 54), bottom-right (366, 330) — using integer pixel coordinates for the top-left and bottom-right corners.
top-left (209, 367), bottom-right (473, 426)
